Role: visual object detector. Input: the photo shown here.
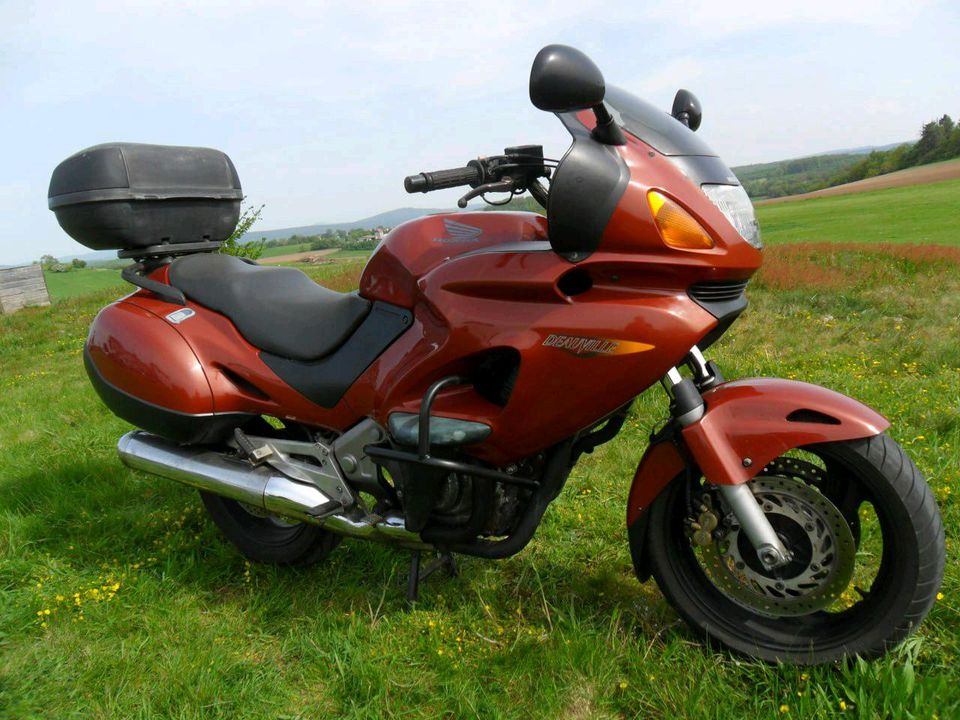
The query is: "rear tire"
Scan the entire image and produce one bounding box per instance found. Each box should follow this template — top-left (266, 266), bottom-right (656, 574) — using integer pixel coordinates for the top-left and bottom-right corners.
top-left (643, 434), bottom-right (944, 663)
top-left (200, 491), bottom-right (342, 565)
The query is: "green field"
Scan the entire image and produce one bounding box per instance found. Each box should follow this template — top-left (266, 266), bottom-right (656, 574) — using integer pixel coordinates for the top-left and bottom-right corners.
top-left (755, 178), bottom-right (960, 246)
top-left (258, 242), bottom-right (314, 259)
top-left (2, 187), bottom-right (959, 717)
top-left (331, 248), bottom-right (375, 258)
top-left (43, 267), bottom-right (127, 301)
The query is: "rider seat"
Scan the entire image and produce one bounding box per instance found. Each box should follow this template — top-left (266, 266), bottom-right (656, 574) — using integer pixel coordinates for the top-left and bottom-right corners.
top-left (168, 253), bottom-right (371, 361)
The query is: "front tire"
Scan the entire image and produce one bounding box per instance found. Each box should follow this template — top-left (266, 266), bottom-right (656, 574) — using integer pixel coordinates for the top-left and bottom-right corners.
top-left (200, 491), bottom-right (342, 565)
top-left (643, 434), bottom-right (944, 663)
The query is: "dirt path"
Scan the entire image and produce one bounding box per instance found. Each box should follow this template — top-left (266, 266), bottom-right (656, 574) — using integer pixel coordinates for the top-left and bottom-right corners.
top-left (756, 158), bottom-right (960, 205)
top-left (259, 248), bottom-right (338, 264)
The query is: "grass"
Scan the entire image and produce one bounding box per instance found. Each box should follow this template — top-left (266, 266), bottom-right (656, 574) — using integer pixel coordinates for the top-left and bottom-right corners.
top-left (755, 177), bottom-right (960, 246)
top-left (43, 267), bottom-right (127, 302)
top-left (2, 189), bottom-right (959, 717)
top-left (258, 242), bottom-right (314, 259)
top-left (331, 248), bottom-right (375, 258)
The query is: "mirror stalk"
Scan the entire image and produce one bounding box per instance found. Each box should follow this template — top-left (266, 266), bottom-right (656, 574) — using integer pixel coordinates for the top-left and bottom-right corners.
top-left (590, 104), bottom-right (626, 146)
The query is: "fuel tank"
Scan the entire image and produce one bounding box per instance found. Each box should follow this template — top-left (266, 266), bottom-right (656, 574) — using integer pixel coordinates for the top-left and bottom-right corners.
top-left (360, 211), bottom-right (549, 307)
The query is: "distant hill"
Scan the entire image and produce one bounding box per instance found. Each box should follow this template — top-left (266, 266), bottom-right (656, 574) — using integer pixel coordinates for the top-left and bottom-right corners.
top-left (757, 157), bottom-right (960, 205)
top-left (733, 143), bottom-right (911, 200)
top-left (809, 142), bottom-right (909, 157)
top-left (240, 207), bottom-right (449, 242)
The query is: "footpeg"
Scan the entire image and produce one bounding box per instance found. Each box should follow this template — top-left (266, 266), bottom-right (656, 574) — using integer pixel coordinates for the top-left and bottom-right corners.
top-left (234, 428), bottom-right (273, 463)
top-left (233, 430), bottom-right (357, 509)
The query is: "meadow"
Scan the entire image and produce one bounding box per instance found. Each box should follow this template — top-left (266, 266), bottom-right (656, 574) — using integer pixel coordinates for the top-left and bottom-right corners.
top-left (2, 181), bottom-right (959, 718)
top-left (755, 177), bottom-right (960, 245)
top-left (258, 242), bottom-right (314, 259)
top-left (42, 266), bottom-right (127, 302)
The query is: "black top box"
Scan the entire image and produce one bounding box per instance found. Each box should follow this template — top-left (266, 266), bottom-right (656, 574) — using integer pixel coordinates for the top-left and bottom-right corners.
top-left (48, 143), bottom-right (243, 252)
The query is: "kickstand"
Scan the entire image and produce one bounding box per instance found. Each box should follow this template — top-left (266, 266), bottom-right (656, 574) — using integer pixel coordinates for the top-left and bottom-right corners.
top-left (406, 549), bottom-right (458, 603)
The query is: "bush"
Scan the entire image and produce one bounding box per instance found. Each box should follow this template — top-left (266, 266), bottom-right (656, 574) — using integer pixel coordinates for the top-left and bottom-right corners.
top-left (219, 203), bottom-right (266, 260)
top-left (71, 258), bottom-right (87, 269)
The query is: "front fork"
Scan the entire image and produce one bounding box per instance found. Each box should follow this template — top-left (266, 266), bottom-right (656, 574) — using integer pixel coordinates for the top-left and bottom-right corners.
top-left (661, 347), bottom-right (793, 571)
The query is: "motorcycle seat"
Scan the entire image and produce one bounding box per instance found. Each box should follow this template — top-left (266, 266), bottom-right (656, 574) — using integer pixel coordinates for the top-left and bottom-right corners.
top-left (168, 253), bottom-right (371, 361)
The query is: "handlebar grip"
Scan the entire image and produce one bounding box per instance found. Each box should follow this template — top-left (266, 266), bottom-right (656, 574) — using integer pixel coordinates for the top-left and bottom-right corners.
top-left (404, 164), bottom-right (482, 193)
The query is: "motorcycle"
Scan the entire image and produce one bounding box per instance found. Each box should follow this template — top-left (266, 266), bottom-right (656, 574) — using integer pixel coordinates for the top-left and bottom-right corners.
top-left (48, 45), bottom-right (944, 664)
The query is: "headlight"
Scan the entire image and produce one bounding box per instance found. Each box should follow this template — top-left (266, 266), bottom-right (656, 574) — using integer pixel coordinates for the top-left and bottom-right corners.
top-left (700, 184), bottom-right (762, 250)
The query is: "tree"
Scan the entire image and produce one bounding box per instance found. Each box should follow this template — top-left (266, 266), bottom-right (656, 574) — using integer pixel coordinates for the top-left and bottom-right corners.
top-left (71, 258), bottom-right (87, 269)
top-left (39, 254), bottom-right (58, 269)
top-left (219, 203), bottom-right (266, 260)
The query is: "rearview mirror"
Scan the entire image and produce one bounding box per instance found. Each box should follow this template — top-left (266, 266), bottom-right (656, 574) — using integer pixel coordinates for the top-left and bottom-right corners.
top-left (529, 45), bottom-right (605, 113)
top-left (671, 89), bottom-right (702, 131)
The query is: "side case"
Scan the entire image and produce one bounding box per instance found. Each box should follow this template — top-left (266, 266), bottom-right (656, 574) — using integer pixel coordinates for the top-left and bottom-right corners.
top-left (85, 300), bottom-right (253, 443)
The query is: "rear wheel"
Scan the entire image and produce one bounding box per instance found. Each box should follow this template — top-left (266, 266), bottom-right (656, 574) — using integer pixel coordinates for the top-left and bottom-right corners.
top-left (200, 491), bottom-right (342, 565)
top-left (642, 434), bottom-right (944, 663)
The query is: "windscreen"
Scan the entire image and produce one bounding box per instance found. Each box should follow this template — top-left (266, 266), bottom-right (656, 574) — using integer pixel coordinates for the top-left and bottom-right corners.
top-left (603, 86), bottom-right (717, 157)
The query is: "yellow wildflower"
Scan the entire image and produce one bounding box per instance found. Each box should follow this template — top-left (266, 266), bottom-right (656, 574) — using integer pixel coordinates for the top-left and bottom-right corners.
top-left (618, 681), bottom-right (628, 690)
top-left (937, 592), bottom-right (944, 601)
top-left (839, 700), bottom-right (847, 711)
top-left (779, 705), bottom-right (789, 714)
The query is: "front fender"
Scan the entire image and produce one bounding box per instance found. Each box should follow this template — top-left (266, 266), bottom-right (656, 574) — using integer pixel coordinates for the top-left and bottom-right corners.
top-left (625, 378), bottom-right (888, 581)
top-left (627, 378), bottom-right (888, 527)
top-left (683, 378), bottom-right (888, 488)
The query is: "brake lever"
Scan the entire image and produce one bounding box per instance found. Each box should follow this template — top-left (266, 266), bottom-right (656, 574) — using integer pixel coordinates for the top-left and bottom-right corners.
top-left (457, 178), bottom-right (516, 208)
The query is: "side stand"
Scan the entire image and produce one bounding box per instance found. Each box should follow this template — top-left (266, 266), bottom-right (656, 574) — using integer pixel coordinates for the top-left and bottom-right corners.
top-left (406, 550), bottom-right (458, 602)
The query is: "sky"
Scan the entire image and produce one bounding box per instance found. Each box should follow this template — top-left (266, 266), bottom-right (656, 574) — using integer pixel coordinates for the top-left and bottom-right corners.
top-left (1, 0), bottom-right (958, 265)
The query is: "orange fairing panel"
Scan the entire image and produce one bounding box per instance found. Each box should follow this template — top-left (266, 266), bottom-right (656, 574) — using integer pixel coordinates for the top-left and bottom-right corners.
top-left (681, 378), bottom-right (890, 488)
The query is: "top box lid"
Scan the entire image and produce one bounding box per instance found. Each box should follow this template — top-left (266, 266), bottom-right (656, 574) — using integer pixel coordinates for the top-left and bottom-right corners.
top-left (48, 142), bottom-right (242, 208)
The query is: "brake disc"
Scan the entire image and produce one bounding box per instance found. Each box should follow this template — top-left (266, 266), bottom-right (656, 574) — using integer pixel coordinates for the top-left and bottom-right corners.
top-left (697, 476), bottom-right (857, 617)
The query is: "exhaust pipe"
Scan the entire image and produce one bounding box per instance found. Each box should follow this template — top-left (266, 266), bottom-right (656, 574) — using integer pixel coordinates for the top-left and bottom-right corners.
top-left (117, 431), bottom-right (429, 549)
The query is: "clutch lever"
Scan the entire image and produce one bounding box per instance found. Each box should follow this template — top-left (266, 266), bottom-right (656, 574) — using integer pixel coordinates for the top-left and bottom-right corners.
top-left (457, 178), bottom-right (516, 208)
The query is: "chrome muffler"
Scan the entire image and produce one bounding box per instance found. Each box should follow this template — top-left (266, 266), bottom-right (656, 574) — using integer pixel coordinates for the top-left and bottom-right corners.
top-left (117, 431), bottom-right (429, 549)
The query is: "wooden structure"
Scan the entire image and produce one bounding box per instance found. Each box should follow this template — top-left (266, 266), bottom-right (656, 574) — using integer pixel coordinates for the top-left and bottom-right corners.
top-left (0, 264), bottom-right (50, 313)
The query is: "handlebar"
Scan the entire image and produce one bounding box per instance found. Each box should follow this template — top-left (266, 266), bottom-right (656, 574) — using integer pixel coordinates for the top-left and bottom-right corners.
top-left (403, 146), bottom-right (550, 210)
top-left (404, 163), bottom-right (482, 193)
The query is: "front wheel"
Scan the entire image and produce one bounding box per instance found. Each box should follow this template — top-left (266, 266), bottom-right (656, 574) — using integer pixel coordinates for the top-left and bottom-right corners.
top-left (643, 433), bottom-right (944, 664)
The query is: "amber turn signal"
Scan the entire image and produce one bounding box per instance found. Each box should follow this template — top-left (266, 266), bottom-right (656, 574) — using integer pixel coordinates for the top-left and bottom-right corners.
top-left (647, 190), bottom-right (714, 249)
